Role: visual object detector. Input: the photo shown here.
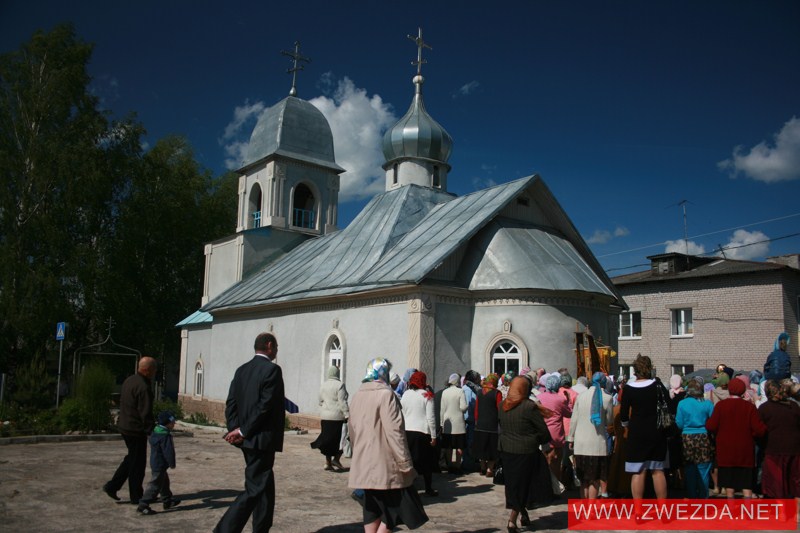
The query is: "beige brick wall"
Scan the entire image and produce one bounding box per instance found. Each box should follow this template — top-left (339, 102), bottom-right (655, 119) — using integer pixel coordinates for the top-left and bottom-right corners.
top-left (616, 270), bottom-right (800, 379)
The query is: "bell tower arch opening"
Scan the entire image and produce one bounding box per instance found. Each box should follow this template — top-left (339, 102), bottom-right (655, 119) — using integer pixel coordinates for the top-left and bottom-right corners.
top-left (248, 183), bottom-right (263, 229)
top-left (291, 183), bottom-right (316, 230)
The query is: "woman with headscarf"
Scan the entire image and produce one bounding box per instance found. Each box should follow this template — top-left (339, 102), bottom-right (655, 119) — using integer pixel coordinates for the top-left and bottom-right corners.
top-left (395, 368), bottom-right (417, 398)
top-left (620, 354), bottom-right (670, 499)
top-left (538, 373), bottom-right (573, 482)
top-left (764, 332), bottom-right (792, 381)
top-left (498, 377), bottom-right (553, 532)
top-left (348, 358), bottom-right (428, 532)
top-left (758, 380), bottom-right (800, 503)
top-left (499, 370), bottom-right (515, 400)
top-left (710, 372), bottom-right (730, 405)
top-left (566, 372), bottom-right (614, 499)
top-left (439, 373), bottom-right (468, 473)
top-left (401, 371), bottom-right (438, 496)
top-left (461, 370), bottom-right (482, 471)
top-left (706, 376), bottom-right (767, 498)
top-left (676, 379), bottom-right (715, 498)
top-left (472, 373), bottom-right (502, 478)
top-left (311, 365), bottom-right (350, 471)
top-left (749, 370), bottom-right (764, 406)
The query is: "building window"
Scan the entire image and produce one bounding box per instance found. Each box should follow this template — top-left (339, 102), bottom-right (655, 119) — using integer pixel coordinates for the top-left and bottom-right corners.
top-left (392, 164), bottom-right (398, 185)
top-left (671, 308), bottom-right (693, 337)
top-left (194, 361), bottom-right (203, 397)
top-left (492, 341), bottom-right (520, 376)
top-left (619, 311), bottom-right (642, 338)
top-left (618, 364), bottom-right (634, 380)
top-left (432, 166), bottom-right (440, 188)
top-left (328, 336), bottom-right (342, 370)
top-left (671, 364), bottom-right (694, 376)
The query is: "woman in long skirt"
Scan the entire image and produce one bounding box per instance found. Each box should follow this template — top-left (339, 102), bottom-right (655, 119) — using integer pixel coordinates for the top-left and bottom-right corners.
top-left (498, 377), bottom-right (553, 532)
top-left (348, 358), bottom-right (428, 532)
top-left (310, 365), bottom-right (350, 471)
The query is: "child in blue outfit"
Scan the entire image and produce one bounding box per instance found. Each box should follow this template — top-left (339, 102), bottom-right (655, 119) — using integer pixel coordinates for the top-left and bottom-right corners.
top-left (137, 411), bottom-right (180, 515)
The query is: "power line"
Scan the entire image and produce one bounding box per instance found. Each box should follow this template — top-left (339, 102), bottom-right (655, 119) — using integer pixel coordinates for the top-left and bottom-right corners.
top-left (604, 232), bottom-right (800, 274)
top-left (596, 212), bottom-right (800, 259)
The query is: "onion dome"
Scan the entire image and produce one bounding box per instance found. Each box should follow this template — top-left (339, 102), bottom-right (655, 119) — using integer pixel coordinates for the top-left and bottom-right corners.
top-left (382, 74), bottom-right (453, 167)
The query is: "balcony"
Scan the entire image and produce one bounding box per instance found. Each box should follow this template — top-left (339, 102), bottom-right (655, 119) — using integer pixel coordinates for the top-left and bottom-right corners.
top-left (292, 208), bottom-right (315, 229)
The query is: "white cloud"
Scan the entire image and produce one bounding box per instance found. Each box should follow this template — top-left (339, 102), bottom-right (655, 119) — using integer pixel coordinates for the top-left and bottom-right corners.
top-left (587, 230), bottom-right (612, 244)
top-left (453, 80), bottom-right (480, 98)
top-left (308, 76), bottom-right (396, 201)
top-left (586, 226), bottom-right (630, 244)
top-left (221, 100), bottom-right (266, 170)
top-left (664, 239), bottom-right (706, 255)
top-left (718, 116), bottom-right (800, 183)
top-left (719, 229), bottom-right (769, 260)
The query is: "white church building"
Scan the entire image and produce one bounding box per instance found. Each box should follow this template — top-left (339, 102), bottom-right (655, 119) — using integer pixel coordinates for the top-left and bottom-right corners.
top-left (177, 36), bottom-right (626, 425)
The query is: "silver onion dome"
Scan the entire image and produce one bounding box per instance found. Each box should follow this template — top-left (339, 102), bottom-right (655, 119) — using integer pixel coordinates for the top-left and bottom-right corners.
top-left (382, 74), bottom-right (453, 166)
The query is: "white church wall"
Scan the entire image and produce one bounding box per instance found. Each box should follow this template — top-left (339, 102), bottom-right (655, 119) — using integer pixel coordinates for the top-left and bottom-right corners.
top-left (195, 299), bottom-right (410, 417)
top-left (468, 300), bottom-right (618, 378)
top-left (204, 236), bottom-right (243, 305)
top-left (433, 302), bottom-right (475, 387)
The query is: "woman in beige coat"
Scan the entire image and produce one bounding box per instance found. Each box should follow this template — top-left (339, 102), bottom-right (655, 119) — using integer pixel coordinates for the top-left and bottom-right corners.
top-left (348, 358), bottom-right (428, 533)
top-left (440, 373), bottom-right (468, 472)
top-left (311, 365), bottom-right (350, 471)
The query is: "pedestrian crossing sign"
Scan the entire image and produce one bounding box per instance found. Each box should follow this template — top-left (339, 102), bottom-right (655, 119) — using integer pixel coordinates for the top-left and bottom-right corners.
top-left (56, 322), bottom-right (66, 341)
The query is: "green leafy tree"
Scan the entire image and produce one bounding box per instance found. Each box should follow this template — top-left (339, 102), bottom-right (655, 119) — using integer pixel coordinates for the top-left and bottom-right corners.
top-left (0, 24), bottom-right (142, 376)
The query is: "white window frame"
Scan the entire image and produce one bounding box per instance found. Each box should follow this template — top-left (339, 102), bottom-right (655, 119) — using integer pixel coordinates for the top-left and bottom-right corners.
top-left (671, 364), bottom-right (694, 376)
top-left (491, 341), bottom-right (521, 376)
top-left (328, 337), bottom-right (343, 370)
top-left (670, 308), bottom-right (694, 338)
top-left (619, 311), bottom-right (642, 339)
top-left (618, 364), bottom-right (634, 380)
top-left (194, 361), bottom-right (203, 397)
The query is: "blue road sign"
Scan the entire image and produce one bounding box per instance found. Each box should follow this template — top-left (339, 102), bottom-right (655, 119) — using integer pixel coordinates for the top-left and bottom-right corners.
top-left (56, 322), bottom-right (66, 341)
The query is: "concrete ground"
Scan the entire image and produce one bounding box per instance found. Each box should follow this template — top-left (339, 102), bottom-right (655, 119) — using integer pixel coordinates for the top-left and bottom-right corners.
top-left (0, 424), bottom-right (768, 532)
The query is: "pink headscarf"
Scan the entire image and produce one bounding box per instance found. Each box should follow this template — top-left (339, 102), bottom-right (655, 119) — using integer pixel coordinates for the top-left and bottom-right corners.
top-left (669, 374), bottom-right (684, 399)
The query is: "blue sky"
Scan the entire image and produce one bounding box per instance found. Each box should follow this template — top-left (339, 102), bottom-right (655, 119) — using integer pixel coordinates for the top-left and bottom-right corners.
top-left (2, 1), bottom-right (799, 274)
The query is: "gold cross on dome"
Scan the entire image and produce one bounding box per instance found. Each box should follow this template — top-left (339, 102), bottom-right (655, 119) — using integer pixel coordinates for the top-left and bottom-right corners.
top-left (407, 28), bottom-right (432, 75)
top-left (280, 41), bottom-right (311, 96)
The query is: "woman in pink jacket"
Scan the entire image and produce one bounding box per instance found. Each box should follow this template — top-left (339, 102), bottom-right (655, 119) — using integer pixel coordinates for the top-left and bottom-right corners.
top-left (348, 358), bottom-right (428, 533)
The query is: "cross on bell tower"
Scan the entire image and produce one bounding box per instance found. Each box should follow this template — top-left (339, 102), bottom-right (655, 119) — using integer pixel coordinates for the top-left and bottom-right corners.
top-left (280, 41), bottom-right (311, 97)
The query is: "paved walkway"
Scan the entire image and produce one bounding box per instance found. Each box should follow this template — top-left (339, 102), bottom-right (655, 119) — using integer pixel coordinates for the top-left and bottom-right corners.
top-left (0, 424), bottom-right (750, 532)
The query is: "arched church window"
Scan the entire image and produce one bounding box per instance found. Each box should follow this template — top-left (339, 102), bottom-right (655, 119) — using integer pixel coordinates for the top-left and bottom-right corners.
top-left (328, 336), bottom-right (343, 370)
top-left (491, 341), bottom-right (520, 376)
top-left (248, 183), bottom-right (262, 229)
top-left (194, 361), bottom-right (203, 397)
top-left (292, 183), bottom-right (316, 229)
top-left (432, 166), bottom-right (440, 188)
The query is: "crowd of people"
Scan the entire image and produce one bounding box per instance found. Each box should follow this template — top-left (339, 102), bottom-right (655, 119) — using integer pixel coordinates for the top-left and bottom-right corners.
top-left (102, 331), bottom-right (799, 532)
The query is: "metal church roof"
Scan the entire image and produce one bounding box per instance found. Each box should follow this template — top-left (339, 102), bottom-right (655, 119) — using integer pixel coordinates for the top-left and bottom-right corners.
top-left (242, 96), bottom-right (344, 172)
top-left (201, 175), bottom-right (624, 313)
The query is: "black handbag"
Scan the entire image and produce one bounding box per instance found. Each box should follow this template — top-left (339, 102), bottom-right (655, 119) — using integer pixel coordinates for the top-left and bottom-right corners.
top-left (655, 383), bottom-right (676, 432)
top-left (493, 465), bottom-right (505, 485)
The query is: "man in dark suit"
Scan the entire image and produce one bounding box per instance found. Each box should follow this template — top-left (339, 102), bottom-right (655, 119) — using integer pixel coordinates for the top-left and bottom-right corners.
top-left (214, 333), bottom-right (285, 533)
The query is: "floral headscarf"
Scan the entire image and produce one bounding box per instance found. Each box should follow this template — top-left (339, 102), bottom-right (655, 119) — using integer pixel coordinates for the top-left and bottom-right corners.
top-left (545, 374), bottom-right (561, 393)
top-left (395, 367), bottom-right (417, 396)
top-left (482, 373), bottom-right (499, 390)
top-left (362, 358), bottom-right (392, 384)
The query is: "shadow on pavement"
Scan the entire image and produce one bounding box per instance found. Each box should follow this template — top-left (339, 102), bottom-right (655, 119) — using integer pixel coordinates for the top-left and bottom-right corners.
top-left (169, 488), bottom-right (240, 511)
